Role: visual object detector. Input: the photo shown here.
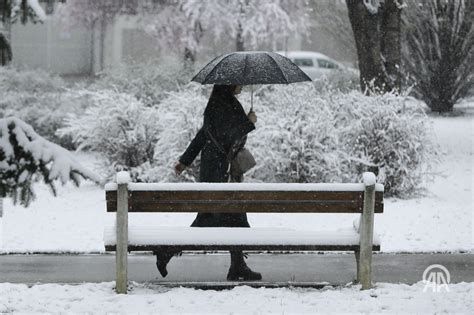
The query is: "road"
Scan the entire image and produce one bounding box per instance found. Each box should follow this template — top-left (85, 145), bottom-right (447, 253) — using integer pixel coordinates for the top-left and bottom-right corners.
top-left (1, 253), bottom-right (472, 287)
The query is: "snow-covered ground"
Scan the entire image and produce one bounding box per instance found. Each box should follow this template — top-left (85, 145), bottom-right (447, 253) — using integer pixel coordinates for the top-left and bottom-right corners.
top-left (0, 281), bottom-right (471, 313)
top-left (0, 113), bottom-right (473, 253)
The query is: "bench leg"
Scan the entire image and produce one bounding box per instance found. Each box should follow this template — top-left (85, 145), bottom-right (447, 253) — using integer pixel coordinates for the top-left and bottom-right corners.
top-left (116, 183), bottom-right (129, 294)
top-left (354, 249), bottom-right (360, 283)
top-left (358, 183), bottom-right (375, 290)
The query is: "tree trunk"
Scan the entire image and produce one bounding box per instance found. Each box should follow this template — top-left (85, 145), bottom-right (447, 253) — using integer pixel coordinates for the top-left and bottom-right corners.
top-left (90, 19), bottom-right (96, 74)
top-left (346, 0), bottom-right (387, 93)
top-left (183, 21), bottom-right (202, 71)
top-left (346, 0), bottom-right (403, 94)
top-left (99, 18), bottom-right (106, 71)
top-left (429, 98), bottom-right (455, 113)
top-left (235, 0), bottom-right (247, 51)
top-left (183, 47), bottom-right (195, 72)
top-left (381, 0), bottom-right (402, 91)
top-left (236, 22), bottom-right (245, 51)
top-left (0, 0), bottom-right (12, 66)
top-left (0, 33), bottom-right (11, 65)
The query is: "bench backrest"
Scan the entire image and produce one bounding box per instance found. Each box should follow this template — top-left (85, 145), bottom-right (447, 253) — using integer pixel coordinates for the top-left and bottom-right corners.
top-left (105, 183), bottom-right (384, 214)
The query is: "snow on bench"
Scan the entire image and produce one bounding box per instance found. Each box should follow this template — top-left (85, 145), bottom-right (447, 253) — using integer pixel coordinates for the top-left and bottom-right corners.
top-left (104, 226), bottom-right (381, 249)
top-left (105, 182), bottom-right (385, 192)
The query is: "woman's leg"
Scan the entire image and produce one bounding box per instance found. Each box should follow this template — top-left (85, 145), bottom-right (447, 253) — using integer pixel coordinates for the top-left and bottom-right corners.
top-left (226, 174), bottom-right (261, 280)
top-left (227, 250), bottom-right (262, 281)
top-left (154, 249), bottom-right (181, 278)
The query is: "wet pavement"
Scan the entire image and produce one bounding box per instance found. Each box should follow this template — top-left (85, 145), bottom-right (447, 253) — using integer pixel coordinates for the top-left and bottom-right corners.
top-left (0, 253), bottom-right (472, 285)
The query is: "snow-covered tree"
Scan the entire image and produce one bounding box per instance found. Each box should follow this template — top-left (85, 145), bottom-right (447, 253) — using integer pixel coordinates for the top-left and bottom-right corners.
top-left (346, 0), bottom-right (405, 93)
top-left (403, 0), bottom-right (473, 112)
top-left (0, 117), bottom-right (101, 207)
top-left (140, 0), bottom-right (207, 69)
top-left (0, 0), bottom-right (47, 65)
top-left (142, 0), bottom-right (312, 67)
top-left (310, 0), bottom-right (357, 64)
top-left (55, 0), bottom-right (142, 71)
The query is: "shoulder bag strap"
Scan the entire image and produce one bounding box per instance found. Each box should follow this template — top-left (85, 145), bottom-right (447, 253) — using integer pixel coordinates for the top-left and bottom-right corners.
top-left (205, 127), bottom-right (233, 163)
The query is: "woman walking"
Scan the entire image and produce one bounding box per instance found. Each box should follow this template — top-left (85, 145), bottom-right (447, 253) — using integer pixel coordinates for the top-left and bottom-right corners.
top-left (155, 84), bottom-right (261, 281)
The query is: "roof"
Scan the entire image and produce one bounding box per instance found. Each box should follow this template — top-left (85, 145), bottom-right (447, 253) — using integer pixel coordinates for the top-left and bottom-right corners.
top-left (275, 50), bottom-right (332, 60)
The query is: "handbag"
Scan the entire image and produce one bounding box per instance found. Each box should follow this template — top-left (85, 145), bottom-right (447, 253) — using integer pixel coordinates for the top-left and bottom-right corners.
top-left (230, 148), bottom-right (256, 176)
top-left (205, 127), bottom-right (256, 177)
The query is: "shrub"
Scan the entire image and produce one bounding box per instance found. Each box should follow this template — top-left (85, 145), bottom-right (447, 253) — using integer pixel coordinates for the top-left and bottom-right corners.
top-left (0, 91), bottom-right (89, 150)
top-left (243, 83), bottom-right (343, 183)
top-left (312, 70), bottom-right (360, 93)
top-left (0, 66), bottom-right (65, 94)
top-left (0, 67), bottom-right (82, 149)
top-left (329, 91), bottom-right (438, 196)
top-left (57, 90), bottom-right (161, 181)
top-left (147, 84), bottom-right (209, 182)
top-left (141, 83), bottom-right (437, 196)
top-left (90, 59), bottom-right (194, 107)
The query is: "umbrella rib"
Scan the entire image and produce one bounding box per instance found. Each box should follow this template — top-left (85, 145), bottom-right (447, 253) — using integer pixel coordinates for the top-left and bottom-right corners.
top-left (242, 54), bottom-right (249, 81)
top-left (202, 53), bottom-right (236, 85)
top-left (191, 54), bottom-right (222, 82)
top-left (266, 53), bottom-right (289, 84)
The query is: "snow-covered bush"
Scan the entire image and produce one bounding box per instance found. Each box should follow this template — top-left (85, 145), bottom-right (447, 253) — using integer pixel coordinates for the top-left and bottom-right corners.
top-left (147, 84), bottom-right (209, 182)
top-left (0, 91), bottom-right (89, 149)
top-left (0, 67), bottom-right (65, 93)
top-left (57, 90), bottom-right (161, 181)
top-left (62, 80), bottom-right (435, 196)
top-left (312, 70), bottom-right (360, 93)
top-left (142, 83), bottom-right (436, 196)
top-left (0, 67), bottom-right (83, 149)
top-left (249, 85), bottom-right (437, 196)
top-left (0, 117), bottom-right (101, 207)
top-left (90, 60), bottom-right (194, 107)
top-left (244, 83), bottom-right (343, 183)
top-left (330, 91), bottom-right (437, 196)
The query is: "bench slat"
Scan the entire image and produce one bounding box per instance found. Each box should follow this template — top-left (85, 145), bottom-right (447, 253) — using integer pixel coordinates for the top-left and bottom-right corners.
top-left (103, 226), bottom-right (381, 250)
top-left (105, 244), bottom-right (380, 251)
top-left (106, 191), bottom-right (384, 213)
top-left (125, 191), bottom-right (365, 200)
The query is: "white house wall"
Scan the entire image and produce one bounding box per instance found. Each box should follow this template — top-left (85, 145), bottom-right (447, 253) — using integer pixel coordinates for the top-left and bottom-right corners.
top-left (102, 15), bottom-right (159, 70)
top-left (12, 18), bottom-right (93, 75)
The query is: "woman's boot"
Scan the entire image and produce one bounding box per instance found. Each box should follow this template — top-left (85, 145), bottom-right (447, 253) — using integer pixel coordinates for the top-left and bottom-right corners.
top-left (227, 250), bottom-right (262, 281)
top-left (154, 250), bottom-right (180, 278)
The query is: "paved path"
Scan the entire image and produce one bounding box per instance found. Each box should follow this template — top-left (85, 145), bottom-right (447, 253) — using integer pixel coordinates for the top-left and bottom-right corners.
top-left (1, 253), bottom-right (472, 286)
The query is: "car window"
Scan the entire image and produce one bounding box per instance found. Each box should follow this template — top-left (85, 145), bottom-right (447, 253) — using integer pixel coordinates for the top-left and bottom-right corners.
top-left (317, 59), bottom-right (338, 69)
top-left (293, 58), bottom-right (314, 67)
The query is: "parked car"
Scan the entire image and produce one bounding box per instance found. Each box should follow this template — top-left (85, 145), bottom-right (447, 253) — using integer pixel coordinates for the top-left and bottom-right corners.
top-left (276, 51), bottom-right (358, 80)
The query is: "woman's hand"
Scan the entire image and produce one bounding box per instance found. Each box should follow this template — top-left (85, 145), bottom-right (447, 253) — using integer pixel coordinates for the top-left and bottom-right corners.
top-left (248, 110), bottom-right (257, 124)
top-left (174, 162), bottom-right (186, 175)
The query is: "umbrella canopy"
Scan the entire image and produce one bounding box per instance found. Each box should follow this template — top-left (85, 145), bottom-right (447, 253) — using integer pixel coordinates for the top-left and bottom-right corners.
top-left (192, 51), bottom-right (312, 85)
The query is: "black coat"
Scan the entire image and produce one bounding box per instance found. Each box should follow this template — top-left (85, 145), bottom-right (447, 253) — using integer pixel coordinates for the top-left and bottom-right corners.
top-left (179, 90), bottom-right (255, 227)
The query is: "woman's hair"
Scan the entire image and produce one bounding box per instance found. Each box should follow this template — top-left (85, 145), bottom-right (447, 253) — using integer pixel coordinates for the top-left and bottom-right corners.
top-left (210, 85), bottom-right (236, 98)
top-left (204, 85), bottom-right (237, 117)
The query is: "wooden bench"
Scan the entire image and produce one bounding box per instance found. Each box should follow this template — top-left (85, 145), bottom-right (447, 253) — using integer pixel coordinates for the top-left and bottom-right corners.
top-left (104, 172), bottom-right (384, 294)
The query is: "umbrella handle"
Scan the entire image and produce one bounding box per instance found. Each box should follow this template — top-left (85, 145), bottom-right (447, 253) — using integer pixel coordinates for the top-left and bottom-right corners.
top-left (250, 85), bottom-right (254, 112)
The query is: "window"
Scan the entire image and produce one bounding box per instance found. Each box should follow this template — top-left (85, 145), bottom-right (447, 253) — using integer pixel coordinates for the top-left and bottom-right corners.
top-left (317, 59), bottom-right (338, 69)
top-left (293, 58), bottom-right (314, 67)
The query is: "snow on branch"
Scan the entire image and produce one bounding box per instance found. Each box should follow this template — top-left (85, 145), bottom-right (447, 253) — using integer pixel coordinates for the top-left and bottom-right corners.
top-left (364, 0), bottom-right (384, 14)
top-left (0, 117), bottom-right (101, 206)
top-left (11, 0), bottom-right (47, 22)
top-left (26, 0), bottom-right (46, 20)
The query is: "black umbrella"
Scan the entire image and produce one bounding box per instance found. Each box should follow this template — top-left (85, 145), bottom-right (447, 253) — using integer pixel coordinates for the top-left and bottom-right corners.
top-left (192, 51), bottom-right (312, 108)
